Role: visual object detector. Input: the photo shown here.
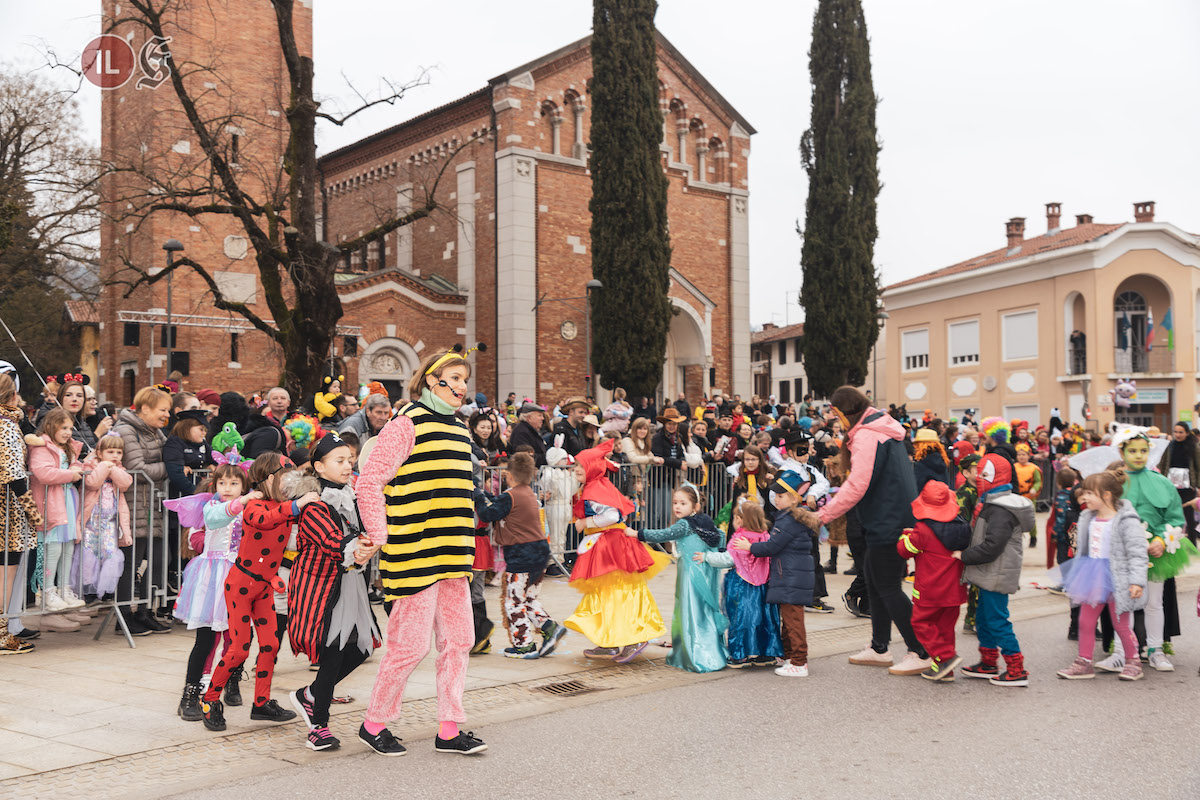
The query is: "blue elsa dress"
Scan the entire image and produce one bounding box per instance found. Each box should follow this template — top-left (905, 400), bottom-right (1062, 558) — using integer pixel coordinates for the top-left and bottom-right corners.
top-left (639, 514), bottom-right (729, 672)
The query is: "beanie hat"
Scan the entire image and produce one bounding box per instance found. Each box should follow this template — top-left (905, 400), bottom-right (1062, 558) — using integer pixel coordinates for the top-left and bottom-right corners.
top-left (196, 389), bottom-right (221, 406)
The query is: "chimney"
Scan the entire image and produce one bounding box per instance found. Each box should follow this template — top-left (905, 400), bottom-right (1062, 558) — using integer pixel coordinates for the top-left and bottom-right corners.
top-left (1134, 201), bottom-right (1155, 223)
top-left (1005, 217), bottom-right (1026, 251)
top-left (1045, 202), bottom-right (1062, 234)
top-left (761, 323), bottom-right (776, 331)
top-left (1076, 213), bottom-right (1093, 226)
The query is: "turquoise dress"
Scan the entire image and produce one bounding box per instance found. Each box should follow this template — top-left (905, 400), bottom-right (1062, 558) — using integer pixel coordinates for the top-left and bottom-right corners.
top-left (640, 515), bottom-right (729, 673)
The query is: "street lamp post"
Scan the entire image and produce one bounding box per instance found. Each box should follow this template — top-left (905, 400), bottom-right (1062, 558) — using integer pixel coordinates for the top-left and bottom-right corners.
top-left (873, 309), bottom-right (889, 401)
top-left (163, 239), bottom-right (184, 378)
top-left (532, 278), bottom-right (604, 396)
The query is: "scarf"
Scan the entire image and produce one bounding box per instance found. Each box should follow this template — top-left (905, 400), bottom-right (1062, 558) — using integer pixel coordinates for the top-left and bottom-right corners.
top-left (746, 474), bottom-right (757, 500)
top-left (420, 387), bottom-right (457, 416)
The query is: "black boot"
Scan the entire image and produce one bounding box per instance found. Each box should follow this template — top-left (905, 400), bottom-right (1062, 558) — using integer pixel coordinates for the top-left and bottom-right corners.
top-left (823, 547), bottom-right (838, 573)
top-left (224, 666), bottom-right (244, 707)
top-left (177, 683), bottom-right (203, 722)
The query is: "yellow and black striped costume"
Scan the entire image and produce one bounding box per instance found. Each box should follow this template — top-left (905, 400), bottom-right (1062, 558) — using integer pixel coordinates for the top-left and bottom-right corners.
top-left (380, 402), bottom-right (475, 599)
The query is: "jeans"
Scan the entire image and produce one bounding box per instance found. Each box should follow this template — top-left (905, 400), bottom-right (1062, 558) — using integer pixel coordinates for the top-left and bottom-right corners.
top-left (975, 589), bottom-right (1020, 655)
top-left (864, 543), bottom-right (926, 657)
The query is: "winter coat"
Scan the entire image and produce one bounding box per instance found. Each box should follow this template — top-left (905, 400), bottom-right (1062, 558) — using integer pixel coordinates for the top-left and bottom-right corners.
top-left (600, 401), bottom-right (633, 435)
top-left (162, 435), bottom-right (208, 497)
top-left (651, 429), bottom-right (685, 470)
top-left (80, 457), bottom-right (133, 543)
top-left (912, 452), bottom-right (951, 492)
top-left (1075, 500), bottom-right (1149, 615)
top-left (898, 519), bottom-right (970, 607)
top-left (817, 408), bottom-right (917, 547)
top-left (747, 511), bottom-right (815, 606)
top-left (28, 439), bottom-right (84, 534)
top-left (111, 408), bottom-right (169, 539)
top-left (551, 419), bottom-right (588, 457)
top-left (961, 491), bottom-right (1035, 594)
top-left (507, 420), bottom-right (548, 467)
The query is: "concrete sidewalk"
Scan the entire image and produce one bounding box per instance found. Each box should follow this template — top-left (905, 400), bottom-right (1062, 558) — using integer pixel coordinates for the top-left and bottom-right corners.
top-left (0, 518), bottom-right (1191, 790)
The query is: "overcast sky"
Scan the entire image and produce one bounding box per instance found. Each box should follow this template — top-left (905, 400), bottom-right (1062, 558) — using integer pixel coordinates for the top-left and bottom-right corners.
top-left (4, 1), bottom-right (1199, 329)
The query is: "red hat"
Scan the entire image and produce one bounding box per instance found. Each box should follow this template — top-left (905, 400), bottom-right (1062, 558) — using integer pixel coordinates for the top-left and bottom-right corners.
top-left (911, 481), bottom-right (960, 523)
top-left (976, 453), bottom-right (1013, 496)
top-left (952, 440), bottom-right (975, 463)
top-left (196, 389), bottom-right (221, 406)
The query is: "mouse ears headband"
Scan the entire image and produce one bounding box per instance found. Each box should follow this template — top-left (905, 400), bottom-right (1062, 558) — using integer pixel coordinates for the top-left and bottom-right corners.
top-left (47, 373), bottom-right (91, 387)
top-left (425, 342), bottom-right (487, 376)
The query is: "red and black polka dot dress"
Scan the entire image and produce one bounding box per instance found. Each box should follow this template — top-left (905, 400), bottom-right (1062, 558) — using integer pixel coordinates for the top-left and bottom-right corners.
top-left (202, 498), bottom-right (298, 706)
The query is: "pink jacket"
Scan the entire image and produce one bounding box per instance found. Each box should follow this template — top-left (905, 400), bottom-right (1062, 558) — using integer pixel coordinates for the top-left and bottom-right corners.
top-left (817, 407), bottom-right (907, 526)
top-left (82, 457), bottom-right (133, 543)
top-left (28, 439), bottom-right (85, 535)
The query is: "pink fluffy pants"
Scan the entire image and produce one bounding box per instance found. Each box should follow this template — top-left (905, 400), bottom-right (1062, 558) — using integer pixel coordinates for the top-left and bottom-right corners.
top-left (366, 577), bottom-right (472, 725)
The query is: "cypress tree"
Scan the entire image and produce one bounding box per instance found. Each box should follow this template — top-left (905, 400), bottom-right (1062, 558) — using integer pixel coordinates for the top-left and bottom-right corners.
top-left (798, 0), bottom-right (881, 396)
top-left (588, 0), bottom-right (674, 400)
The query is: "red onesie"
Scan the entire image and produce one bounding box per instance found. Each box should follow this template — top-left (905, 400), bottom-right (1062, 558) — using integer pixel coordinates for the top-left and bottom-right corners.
top-left (898, 521), bottom-right (968, 663)
top-left (203, 497), bottom-right (299, 706)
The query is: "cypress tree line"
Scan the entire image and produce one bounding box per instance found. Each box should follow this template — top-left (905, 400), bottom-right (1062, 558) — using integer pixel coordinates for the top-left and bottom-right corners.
top-left (588, 0), bottom-right (674, 400)
top-left (798, 0), bottom-right (881, 396)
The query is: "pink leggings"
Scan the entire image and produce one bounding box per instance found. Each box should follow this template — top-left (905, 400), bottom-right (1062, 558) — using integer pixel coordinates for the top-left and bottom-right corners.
top-left (1078, 596), bottom-right (1137, 661)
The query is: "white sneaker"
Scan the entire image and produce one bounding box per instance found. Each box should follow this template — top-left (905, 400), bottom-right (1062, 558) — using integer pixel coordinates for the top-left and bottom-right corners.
top-left (1148, 650), bottom-right (1175, 672)
top-left (888, 652), bottom-right (934, 676)
top-left (62, 589), bottom-right (86, 609)
top-left (848, 646), bottom-right (894, 667)
top-left (1094, 653), bottom-right (1125, 673)
top-left (39, 615), bottom-right (81, 632)
top-left (43, 590), bottom-right (69, 612)
top-left (774, 660), bottom-right (809, 677)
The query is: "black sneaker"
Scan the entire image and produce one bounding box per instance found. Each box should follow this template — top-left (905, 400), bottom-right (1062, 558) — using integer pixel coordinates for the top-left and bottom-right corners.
top-left (752, 655), bottom-right (779, 667)
top-left (843, 565), bottom-right (860, 575)
top-left (120, 615), bottom-right (153, 637)
top-left (178, 683), bottom-right (204, 721)
top-left (805, 600), bottom-right (834, 614)
top-left (960, 661), bottom-right (999, 679)
top-left (139, 612), bottom-right (171, 634)
top-left (224, 666), bottom-right (244, 707)
top-left (358, 723), bottom-right (407, 756)
top-left (503, 644), bottom-right (539, 659)
top-left (289, 689), bottom-right (314, 730)
top-left (306, 726), bottom-right (340, 751)
top-left (249, 699), bottom-right (298, 722)
top-left (842, 592), bottom-right (868, 618)
top-left (201, 698), bottom-right (226, 731)
top-left (435, 730), bottom-right (487, 755)
top-left (538, 620), bottom-right (567, 656)
top-left (727, 657), bottom-right (749, 669)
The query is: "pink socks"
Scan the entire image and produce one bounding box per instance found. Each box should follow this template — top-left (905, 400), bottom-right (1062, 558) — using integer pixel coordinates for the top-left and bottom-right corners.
top-left (439, 721), bottom-right (459, 740)
top-left (363, 720), bottom-right (386, 736)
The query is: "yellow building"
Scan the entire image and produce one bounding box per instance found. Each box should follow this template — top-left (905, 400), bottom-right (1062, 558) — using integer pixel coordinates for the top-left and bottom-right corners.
top-left (882, 202), bottom-right (1200, 430)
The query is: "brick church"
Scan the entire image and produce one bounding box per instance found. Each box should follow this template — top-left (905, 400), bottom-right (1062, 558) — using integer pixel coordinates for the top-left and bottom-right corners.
top-left (96, 1), bottom-right (753, 407)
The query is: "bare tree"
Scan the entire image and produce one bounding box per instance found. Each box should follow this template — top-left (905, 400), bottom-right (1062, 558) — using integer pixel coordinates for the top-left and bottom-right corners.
top-left (94, 0), bottom-right (480, 398)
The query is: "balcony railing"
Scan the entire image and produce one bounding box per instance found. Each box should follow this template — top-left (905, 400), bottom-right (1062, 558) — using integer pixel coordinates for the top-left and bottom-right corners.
top-left (1067, 347), bottom-right (1087, 375)
top-left (1114, 345), bottom-right (1174, 374)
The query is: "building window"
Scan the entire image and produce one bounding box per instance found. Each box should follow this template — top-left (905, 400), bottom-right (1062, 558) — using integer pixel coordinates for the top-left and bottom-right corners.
top-left (123, 323), bottom-right (140, 347)
top-left (902, 328), bottom-right (929, 372)
top-left (778, 341), bottom-right (786, 365)
top-left (1002, 310), bottom-right (1038, 361)
top-left (948, 319), bottom-right (980, 366)
top-left (230, 133), bottom-right (240, 165)
top-left (230, 333), bottom-right (239, 363)
top-left (169, 351), bottom-right (190, 376)
top-left (794, 378), bottom-right (803, 402)
top-left (343, 335), bottom-right (358, 357)
top-left (160, 325), bottom-right (177, 348)
top-left (793, 338), bottom-right (802, 361)
top-left (779, 380), bottom-right (791, 404)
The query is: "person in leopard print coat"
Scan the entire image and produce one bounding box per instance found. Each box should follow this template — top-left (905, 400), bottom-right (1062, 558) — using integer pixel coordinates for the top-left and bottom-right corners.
top-left (0, 374), bottom-right (41, 654)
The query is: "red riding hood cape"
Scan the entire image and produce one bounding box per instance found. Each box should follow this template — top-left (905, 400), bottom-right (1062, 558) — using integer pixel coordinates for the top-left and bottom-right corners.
top-left (572, 439), bottom-right (634, 519)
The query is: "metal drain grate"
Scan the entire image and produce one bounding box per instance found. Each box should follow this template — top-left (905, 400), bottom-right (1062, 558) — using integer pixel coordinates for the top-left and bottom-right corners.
top-left (533, 679), bottom-right (608, 697)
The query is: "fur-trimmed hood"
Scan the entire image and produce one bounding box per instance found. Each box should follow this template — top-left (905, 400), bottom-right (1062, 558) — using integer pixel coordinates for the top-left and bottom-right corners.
top-left (279, 470), bottom-right (319, 500)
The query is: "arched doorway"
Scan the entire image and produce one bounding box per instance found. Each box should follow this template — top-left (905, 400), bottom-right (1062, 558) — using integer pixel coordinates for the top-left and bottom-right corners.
top-left (662, 300), bottom-right (709, 404)
top-left (360, 337), bottom-right (420, 403)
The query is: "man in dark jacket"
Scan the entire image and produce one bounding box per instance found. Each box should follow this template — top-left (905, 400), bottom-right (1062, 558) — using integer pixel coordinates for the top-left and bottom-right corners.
top-left (551, 396), bottom-right (590, 457)
top-left (671, 393), bottom-right (691, 418)
top-left (508, 403), bottom-right (548, 466)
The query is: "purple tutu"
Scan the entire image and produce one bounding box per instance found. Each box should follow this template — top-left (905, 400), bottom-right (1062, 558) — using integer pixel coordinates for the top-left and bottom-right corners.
top-left (174, 553), bottom-right (234, 631)
top-left (1060, 556), bottom-right (1114, 606)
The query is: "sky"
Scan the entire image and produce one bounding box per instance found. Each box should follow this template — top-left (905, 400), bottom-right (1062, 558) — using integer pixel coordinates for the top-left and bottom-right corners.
top-left (3, 0), bottom-right (1199, 329)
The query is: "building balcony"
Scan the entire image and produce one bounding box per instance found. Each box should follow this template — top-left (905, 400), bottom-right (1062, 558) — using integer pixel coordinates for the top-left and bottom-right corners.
top-left (1113, 345), bottom-right (1174, 375)
top-left (1067, 347), bottom-right (1087, 376)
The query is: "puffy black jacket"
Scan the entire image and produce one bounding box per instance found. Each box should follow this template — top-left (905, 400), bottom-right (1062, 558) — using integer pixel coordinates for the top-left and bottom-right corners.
top-left (748, 512), bottom-right (815, 606)
top-left (507, 420), bottom-right (548, 467)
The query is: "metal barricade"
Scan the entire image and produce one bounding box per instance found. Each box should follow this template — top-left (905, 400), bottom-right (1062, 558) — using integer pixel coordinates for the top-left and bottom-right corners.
top-left (2, 468), bottom-right (188, 649)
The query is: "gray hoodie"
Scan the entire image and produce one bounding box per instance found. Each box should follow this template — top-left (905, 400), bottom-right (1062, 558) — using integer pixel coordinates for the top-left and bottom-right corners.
top-left (962, 490), bottom-right (1035, 594)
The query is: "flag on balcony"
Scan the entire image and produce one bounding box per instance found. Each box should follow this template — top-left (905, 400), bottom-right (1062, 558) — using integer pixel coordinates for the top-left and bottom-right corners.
top-left (1117, 312), bottom-right (1130, 350)
top-left (1162, 307), bottom-right (1175, 350)
top-left (1146, 308), bottom-right (1155, 351)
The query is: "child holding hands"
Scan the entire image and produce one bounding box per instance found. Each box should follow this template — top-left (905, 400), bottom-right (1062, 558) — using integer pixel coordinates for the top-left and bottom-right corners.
top-left (1056, 471), bottom-right (1148, 681)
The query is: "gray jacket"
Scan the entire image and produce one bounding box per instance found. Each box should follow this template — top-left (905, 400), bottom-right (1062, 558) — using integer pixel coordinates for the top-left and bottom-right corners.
top-left (962, 491), bottom-right (1035, 594)
top-left (1075, 501), bottom-right (1148, 615)
top-left (336, 409), bottom-right (372, 439)
top-left (111, 408), bottom-right (168, 538)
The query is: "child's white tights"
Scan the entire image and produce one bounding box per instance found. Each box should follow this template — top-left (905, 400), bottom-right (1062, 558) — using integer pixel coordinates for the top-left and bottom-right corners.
top-left (43, 541), bottom-right (75, 594)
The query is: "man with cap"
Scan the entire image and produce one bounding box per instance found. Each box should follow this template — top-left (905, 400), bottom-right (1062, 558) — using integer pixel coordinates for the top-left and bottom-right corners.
top-left (898, 482), bottom-right (972, 680)
top-left (508, 402), bottom-right (548, 467)
top-left (552, 396), bottom-right (591, 457)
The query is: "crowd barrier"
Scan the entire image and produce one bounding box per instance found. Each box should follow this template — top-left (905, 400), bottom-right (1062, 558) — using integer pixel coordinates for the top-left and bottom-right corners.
top-left (3, 469), bottom-right (186, 648)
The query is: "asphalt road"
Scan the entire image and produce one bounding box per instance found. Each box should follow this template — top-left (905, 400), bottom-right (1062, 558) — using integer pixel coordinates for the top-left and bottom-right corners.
top-left (172, 594), bottom-right (1200, 800)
